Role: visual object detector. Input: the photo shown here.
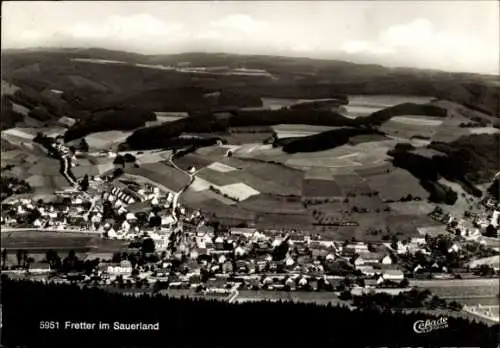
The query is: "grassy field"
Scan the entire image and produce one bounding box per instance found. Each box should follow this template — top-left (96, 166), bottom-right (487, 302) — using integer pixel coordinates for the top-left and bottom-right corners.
top-left (380, 120), bottom-right (438, 139)
top-left (362, 167), bottom-right (429, 202)
top-left (85, 131), bottom-right (133, 151)
top-left (332, 174), bottom-right (373, 196)
top-left (126, 162), bottom-right (190, 192)
top-left (388, 201), bottom-right (436, 215)
top-left (196, 159), bottom-right (304, 197)
top-left (411, 279), bottom-right (500, 306)
top-left (272, 124), bottom-right (338, 139)
top-left (255, 212), bottom-right (315, 230)
top-left (342, 95), bottom-right (434, 118)
top-left (302, 179), bottom-right (343, 197)
top-left (235, 290), bottom-right (348, 306)
top-left (0, 231), bottom-right (95, 251)
top-left (239, 194), bottom-right (306, 215)
top-left (390, 116), bottom-right (444, 126)
top-left (173, 154), bottom-right (213, 172)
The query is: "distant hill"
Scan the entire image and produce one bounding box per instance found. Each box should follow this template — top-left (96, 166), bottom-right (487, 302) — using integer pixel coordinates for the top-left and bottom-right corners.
top-left (2, 48), bottom-right (498, 114)
top-left (1, 48), bottom-right (498, 147)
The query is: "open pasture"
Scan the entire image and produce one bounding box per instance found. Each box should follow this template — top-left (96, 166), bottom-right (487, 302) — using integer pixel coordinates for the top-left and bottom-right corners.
top-left (197, 161), bottom-right (303, 196)
top-left (388, 201), bottom-right (436, 215)
top-left (1, 230), bottom-right (95, 251)
top-left (218, 183), bottom-right (260, 201)
top-left (187, 176), bottom-right (213, 193)
top-left (343, 95), bottom-right (434, 118)
top-left (190, 199), bottom-right (256, 222)
top-left (12, 102), bottom-right (31, 117)
top-left (173, 154), bottom-right (213, 172)
top-left (206, 161), bottom-right (238, 173)
top-left (468, 127), bottom-right (500, 135)
top-left (304, 167), bottom-right (334, 180)
top-left (85, 131), bottom-right (133, 151)
top-left (380, 119), bottom-right (437, 139)
top-left (271, 124), bottom-right (337, 139)
top-left (261, 97), bottom-right (300, 110)
top-left (431, 124), bottom-right (471, 142)
top-left (348, 133), bottom-right (388, 145)
top-left (353, 161), bottom-right (392, 177)
top-left (390, 116), bottom-right (444, 126)
top-left (345, 195), bottom-right (389, 212)
top-left (362, 167), bottom-right (428, 202)
top-left (302, 179), bottom-right (343, 197)
top-left (332, 173), bottom-right (373, 196)
top-left (230, 143), bottom-right (274, 157)
top-left (386, 214), bottom-right (440, 236)
top-left (1, 80), bottom-right (20, 95)
top-left (197, 167), bottom-right (242, 187)
top-left (126, 163), bottom-right (190, 192)
top-left (280, 140), bottom-right (396, 170)
top-left (239, 194), bottom-right (306, 215)
top-left (182, 188), bottom-right (234, 206)
top-left (195, 145), bottom-right (232, 159)
top-left (224, 133), bottom-right (272, 145)
top-left (349, 95), bottom-right (434, 107)
top-left (226, 127), bottom-right (274, 144)
top-left (255, 212), bottom-right (314, 230)
top-left (236, 290), bottom-right (345, 305)
top-left (434, 179), bottom-right (479, 217)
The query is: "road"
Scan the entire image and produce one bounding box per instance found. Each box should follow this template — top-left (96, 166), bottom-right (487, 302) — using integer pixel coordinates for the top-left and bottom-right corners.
top-left (1, 227), bottom-right (101, 235)
top-left (410, 278), bottom-right (499, 287)
top-left (167, 153), bottom-right (201, 222)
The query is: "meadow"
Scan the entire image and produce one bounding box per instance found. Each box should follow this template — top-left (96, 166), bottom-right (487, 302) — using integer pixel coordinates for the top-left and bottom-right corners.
top-left (342, 95), bottom-right (434, 118)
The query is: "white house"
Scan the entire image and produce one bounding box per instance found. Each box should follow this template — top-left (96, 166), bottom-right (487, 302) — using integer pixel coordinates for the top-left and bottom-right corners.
top-left (411, 237), bottom-right (426, 245)
top-left (298, 277), bottom-right (308, 287)
top-left (107, 228), bottom-right (118, 239)
top-left (381, 255), bottom-right (393, 265)
top-left (357, 265), bottom-right (376, 276)
top-left (382, 269), bottom-right (404, 281)
top-left (491, 211), bottom-right (500, 228)
top-left (235, 246), bottom-right (246, 257)
top-left (448, 243), bottom-right (461, 253)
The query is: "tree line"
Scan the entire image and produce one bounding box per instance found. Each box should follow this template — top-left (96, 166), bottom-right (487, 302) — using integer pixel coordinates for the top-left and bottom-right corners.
top-left (1, 277), bottom-right (498, 348)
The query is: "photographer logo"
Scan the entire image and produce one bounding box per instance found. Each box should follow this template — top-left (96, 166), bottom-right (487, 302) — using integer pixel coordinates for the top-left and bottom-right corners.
top-left (413, 316), bottom-right (448, 334)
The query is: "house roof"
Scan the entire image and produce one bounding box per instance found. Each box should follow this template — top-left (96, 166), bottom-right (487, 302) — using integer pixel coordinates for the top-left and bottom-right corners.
top-left (85, 253), bottom-right (115, 261)
top-left (383, 269), bottom-right (404, 276)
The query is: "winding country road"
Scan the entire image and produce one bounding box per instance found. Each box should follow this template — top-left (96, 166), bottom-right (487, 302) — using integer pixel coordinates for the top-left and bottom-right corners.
top-left (167, 153), bottom-right (200, 221)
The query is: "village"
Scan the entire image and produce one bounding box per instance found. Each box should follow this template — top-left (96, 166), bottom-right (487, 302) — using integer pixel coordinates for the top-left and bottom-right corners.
top-left (1, 153), bottom-right (499, 307)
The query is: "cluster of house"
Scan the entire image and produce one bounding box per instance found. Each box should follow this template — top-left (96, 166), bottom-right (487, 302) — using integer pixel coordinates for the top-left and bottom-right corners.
top-left (0, 190), bottom-right (94, 229)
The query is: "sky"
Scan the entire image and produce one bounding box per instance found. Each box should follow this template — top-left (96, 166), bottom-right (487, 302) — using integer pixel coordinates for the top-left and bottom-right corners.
top-left (2, 1), bottom-right (499, 74)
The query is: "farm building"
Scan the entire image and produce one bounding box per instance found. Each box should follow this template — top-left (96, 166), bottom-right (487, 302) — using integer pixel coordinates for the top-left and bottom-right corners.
top-left (381, 269), bottom-right (404, 281)
top-left (102, 182), bottom-right (145, 206)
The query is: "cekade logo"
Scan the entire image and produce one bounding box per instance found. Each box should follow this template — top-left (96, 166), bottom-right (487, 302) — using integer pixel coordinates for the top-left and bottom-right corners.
top-left (413, 316), bottom-right (448, 334)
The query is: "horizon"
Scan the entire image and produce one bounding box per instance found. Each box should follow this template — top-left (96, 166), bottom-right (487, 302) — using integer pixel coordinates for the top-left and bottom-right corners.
top-left (2, 1), bottom-right (499, 75)
top-left (4, 45), bottom-right (499, 78)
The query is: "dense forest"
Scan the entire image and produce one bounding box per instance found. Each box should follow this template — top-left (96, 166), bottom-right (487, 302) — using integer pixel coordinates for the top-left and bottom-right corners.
top-left (282, 127), bottom-right (384, 153)
top-left (64, 107), bottom-right (156, 141)
top-left (2, 277), bottom-right (498, 348)
top-left (361, 103), bottom-right (448, 126)
top-left (1, 95), bottom-right (24, 130)
top-left (428, 134), bottom-right (500, 184)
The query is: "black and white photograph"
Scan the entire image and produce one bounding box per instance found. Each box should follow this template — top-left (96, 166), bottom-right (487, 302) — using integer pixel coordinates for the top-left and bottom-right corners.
top-left (1, 1), bottom-right (499, 347)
